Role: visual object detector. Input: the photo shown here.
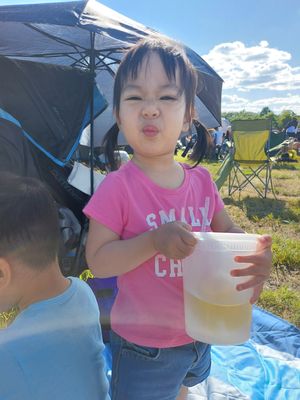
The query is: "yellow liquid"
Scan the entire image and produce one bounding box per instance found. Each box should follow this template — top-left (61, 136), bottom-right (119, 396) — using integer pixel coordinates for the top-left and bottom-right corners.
top-left (184, 290), bottom-right (252, 345)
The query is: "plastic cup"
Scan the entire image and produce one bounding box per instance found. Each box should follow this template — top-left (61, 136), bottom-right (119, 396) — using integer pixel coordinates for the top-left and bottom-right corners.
top-left (182, 232), bottom-right (260, 345)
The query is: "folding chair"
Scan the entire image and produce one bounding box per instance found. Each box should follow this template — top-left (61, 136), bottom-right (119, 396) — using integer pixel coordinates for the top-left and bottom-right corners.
top-left (228, 119), bottom-right (275, 198)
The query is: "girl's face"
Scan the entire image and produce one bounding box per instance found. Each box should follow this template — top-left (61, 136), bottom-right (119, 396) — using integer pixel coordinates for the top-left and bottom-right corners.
top-left (116, 52), bottom-right (190, 161)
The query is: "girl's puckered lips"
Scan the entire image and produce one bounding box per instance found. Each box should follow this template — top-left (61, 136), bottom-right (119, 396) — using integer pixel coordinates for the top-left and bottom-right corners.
top-left (142, 125), bottom-right (159, 137)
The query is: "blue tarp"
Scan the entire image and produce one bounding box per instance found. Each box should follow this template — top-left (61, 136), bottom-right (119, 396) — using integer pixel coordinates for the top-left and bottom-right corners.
top-left (104, 307), bottom-right (300, 399)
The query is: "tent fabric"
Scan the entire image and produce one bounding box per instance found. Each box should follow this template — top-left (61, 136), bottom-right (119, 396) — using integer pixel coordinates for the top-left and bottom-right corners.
top-left (0, 0), bottom-right (223, 148)
top-left (0, 108), bottom-right (89, 223)
top-left (103, 307), bottom-right (300, 399)
top-left (0, 55), bottom-right (107, 166)
top-left (233, 130), bottom-right (270, 162)
top-left (0, 111), bottom-right (40, 179)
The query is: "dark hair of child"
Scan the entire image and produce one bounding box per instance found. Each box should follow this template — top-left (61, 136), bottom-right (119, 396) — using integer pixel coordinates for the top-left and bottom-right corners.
top-left (0, 172), bottom-right (60, 268)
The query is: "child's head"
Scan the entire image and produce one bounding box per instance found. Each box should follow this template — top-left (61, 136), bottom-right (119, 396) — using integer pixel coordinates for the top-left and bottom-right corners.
top-left (103, 36), bottom-right (210, 169)
top-left (0, 172), bottom-right (60, 311)
top-left (113, 36), bottom-right (197, 124)
top-left (0, 172), bottom-right (60, 312)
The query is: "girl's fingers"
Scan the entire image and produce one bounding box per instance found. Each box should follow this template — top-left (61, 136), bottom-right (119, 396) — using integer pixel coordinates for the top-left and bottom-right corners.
top-left (236, 276), bottom-right (265, 291)
top-left (250, 283), bottom-right (264, 304)
top-left (234, 254), bottom-right (259, 263)
top-left (231, 265), bottom-right (261, 277)
top-left (257, 234), bottom-right (272, 250)
top-left (230, 235), bottom-right (272, 302)
top-left (175, 238), bottom-right (196, 259)
top-left (179, 222), bottom-right (193, 232)
top-left (180, 227), bottom-right (197, 246)
top-left (235, 235), bottom-right (272, 263)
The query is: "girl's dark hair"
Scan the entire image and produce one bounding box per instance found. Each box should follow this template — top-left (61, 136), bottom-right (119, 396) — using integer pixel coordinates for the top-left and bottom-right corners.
top-left (0, 172), bottom-right (60, 268)
top-left (102, 36), bottom-right (210, 169)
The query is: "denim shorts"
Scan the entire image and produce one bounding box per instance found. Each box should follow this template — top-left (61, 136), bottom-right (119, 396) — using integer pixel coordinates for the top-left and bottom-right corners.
top-left (110, 330), bottom-right (211, 400)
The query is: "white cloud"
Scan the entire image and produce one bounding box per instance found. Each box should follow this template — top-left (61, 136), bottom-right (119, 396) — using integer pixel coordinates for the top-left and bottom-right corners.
top-left (202, 41), bottom-right (300, 113)
top-left (259, 40), bottom-right (269, 48)
top-left (203, 41), bottom-right (300, 91)
top-left (222, 93), bottom-right (300, 114)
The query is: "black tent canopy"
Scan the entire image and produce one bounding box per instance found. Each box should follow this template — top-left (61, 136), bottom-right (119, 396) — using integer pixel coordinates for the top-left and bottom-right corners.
top-left (0, 55), bottom-right (107, 165)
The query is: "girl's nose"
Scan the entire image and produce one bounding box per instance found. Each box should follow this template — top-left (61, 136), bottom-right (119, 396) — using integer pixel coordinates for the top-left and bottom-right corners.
top-left (142, 100), bottom-right (160, 118)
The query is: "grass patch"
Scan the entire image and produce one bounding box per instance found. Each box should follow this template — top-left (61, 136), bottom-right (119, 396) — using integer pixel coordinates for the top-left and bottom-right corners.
top-left (0, 307), bottom-right (18, 329)
top-left (272, 236), bottom-right (300, 270)
top-left (208, 157), bottom-right (300, 326)
top-left (258, 286), bottom-right (300, 327)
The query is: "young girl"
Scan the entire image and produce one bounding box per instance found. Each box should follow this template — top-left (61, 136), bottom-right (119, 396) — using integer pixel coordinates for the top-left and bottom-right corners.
top-left (84, 37), bottom-right (272, 400)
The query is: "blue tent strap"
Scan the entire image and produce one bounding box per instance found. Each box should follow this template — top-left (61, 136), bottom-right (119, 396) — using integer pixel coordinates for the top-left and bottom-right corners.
top-left (0, 86), bottom-right (107, 167)
top-left (0, 108), bottom-right (22, 129)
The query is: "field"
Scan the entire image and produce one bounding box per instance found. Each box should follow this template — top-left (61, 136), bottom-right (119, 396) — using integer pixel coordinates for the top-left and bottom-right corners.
top-left (1, 154), bottom-right (299, 329)
top-left (200, 156), bottom-right (300, 327)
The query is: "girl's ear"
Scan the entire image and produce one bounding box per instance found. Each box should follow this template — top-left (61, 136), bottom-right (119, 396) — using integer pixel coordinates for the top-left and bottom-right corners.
top-left (182, 107), bottom-right (194, 132)
top-left (182, 115), bottom-right (192, 132)
top-left (114, 109), bottom-right (121, 128)
top-left (0, 258), bottom-right (12, 290)
top-left (182, 120), bottom-right (190, 132)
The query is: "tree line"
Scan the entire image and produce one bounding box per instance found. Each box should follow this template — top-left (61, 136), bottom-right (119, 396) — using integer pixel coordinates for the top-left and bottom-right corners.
top-left (223, 108), bottom-right (299, 130)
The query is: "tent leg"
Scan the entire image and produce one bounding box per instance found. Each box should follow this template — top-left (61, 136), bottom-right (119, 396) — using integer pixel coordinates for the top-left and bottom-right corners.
top-left (89, 31), bottom-right (96, 196)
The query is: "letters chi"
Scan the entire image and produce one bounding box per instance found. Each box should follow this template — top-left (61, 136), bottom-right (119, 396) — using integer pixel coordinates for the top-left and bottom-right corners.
top-left (145, 198), bottom-right (211, 278)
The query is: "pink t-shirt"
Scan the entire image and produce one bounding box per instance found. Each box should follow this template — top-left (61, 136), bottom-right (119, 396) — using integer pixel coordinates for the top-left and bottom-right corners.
top-left (84, 161), bottom-right (224, 348)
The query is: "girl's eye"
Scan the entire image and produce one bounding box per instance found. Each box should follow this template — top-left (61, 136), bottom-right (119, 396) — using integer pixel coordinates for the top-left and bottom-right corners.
top-left (126, 96), bottom-right (142, 101)
top-left (160, 96), bottom-right (178, 101)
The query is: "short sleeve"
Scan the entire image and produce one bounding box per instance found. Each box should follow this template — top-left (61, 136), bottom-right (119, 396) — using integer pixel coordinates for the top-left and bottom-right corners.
top-left (83, 172), bottom-right (127, 236)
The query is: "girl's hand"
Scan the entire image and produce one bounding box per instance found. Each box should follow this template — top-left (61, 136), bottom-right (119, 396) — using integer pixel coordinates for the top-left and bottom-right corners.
top-left (230, 235), bottom-right (272, 304)
top-left (152, 221), bottom-right (197, 260)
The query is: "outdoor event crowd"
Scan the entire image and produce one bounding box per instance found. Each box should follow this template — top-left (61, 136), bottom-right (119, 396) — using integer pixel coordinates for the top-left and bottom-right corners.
top-left (177, 125), bottom-right (233, 161)
top-left (177, 116), bottom-right (300, 162)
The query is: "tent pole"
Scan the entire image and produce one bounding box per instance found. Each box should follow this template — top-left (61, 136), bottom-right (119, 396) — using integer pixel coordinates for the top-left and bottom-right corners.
top-left (73, 32), bottom-right (96, 276)
top-left (89, 31), bottom-right (96, 196)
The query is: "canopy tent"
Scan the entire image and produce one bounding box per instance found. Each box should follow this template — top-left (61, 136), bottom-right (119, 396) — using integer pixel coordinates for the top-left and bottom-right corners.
top-left (0, 0), bottom-right (223, 155)
top-left (221, 116), bottom-right (231, 132)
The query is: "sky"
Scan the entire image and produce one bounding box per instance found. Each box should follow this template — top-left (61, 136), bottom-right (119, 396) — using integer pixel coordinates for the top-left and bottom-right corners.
top-left (2, 0), bottom-right (300, 115)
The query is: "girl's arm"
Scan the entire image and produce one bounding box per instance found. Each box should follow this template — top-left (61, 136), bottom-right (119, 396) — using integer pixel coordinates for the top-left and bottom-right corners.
top-left (210, 208), bottom-right (244, 233)
top-left (85, 219), bottom-right (197, 278)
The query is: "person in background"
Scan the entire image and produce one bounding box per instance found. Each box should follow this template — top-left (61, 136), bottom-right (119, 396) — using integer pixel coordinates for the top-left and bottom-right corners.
top-left (84, 36), bottom-right (272, 400)
top-left (181, 132), bottom-right (197, 158)
top-left (0, 172), bottom-right (110, 400)
top-left (213, 126), bottom-right (224, 160)
top-left (285, 117), bottom-right (298, 138)
top-left (224, 126), bottom-right (232, 141)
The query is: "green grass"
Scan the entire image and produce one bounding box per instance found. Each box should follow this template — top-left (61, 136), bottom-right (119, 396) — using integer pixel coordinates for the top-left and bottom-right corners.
top-left (204, 156), bottom-right (300, 327)
top-left (259, 286), bottom-right (300, 327)
top-left (0, 308), bottom-right (18, 329)
top-left (272, 236), bottom-right (300, 270)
